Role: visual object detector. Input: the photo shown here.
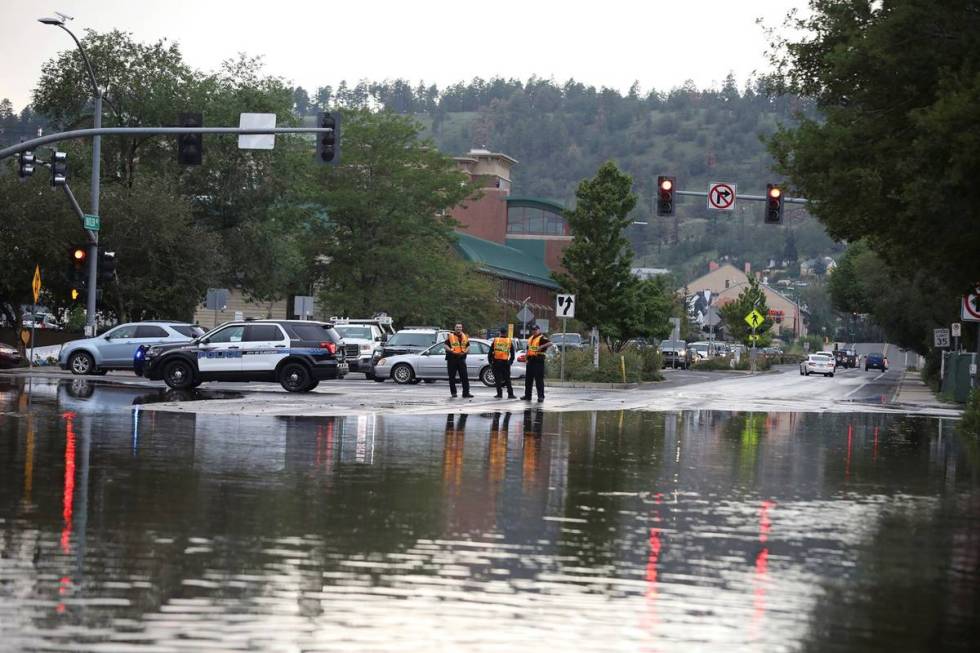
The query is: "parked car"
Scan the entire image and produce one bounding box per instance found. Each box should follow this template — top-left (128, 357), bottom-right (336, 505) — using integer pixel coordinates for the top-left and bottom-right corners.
top-left (0, 342), bottom-right (24, 369)
top-left (332, 316), bottom-right (394, 380)
top-left (139, 320), bottom-right (347, 392)
top-left (865, 352), bottom-right (889, 371)
top-left (372, 327), bottom-right (450, 380)
top-left (21, 312), bottom-right (61, 330)
top-left (59, 321), bottom-right (205, 375)
top-left (550, 332), bottom-right (584, 351)
top-left (800, 352), bottom-right (836, 376)
top-left (658, 340), bottom-right (693, 369)
top-left (374, 338), bottom-right (527, 386)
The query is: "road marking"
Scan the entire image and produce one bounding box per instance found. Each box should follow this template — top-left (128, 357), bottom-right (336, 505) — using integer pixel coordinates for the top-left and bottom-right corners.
top-left (844, 370), bottom-right (889, 397)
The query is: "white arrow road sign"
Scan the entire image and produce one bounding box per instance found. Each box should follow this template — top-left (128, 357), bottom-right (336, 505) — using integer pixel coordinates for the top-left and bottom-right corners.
top-left (556, 294), bottom-right (575, 318)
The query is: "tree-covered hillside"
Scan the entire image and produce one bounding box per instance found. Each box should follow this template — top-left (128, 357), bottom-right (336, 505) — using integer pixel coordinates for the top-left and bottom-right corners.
top-left (294, 76), bottom-right (836, 281)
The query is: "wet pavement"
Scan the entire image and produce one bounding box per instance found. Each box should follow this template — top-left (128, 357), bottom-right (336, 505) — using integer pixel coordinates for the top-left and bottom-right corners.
top-left (1, 378), bottom-right (978, 652)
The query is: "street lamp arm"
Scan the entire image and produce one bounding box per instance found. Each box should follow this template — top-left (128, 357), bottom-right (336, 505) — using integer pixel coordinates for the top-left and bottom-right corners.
top-left (55, 23), bottom-right (101, 99)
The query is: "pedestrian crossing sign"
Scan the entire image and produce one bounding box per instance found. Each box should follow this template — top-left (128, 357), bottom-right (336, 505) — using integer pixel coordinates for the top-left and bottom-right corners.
top-left (744, 309), bottom-right (765, 329)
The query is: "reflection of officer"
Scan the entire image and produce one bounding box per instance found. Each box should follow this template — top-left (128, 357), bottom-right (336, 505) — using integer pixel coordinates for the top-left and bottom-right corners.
top-left (443, 414), bottom-right (467, 487)
top-left (521, 408), bottom-right (544, 483)
top-left (488, 326), bottom-right (516, 399)
top-left (521, 324), bottom-right (552, 402)
top-left (445, 323), bottom-right (473, 399)
top-left (489, 411), bottom-right (510, 482)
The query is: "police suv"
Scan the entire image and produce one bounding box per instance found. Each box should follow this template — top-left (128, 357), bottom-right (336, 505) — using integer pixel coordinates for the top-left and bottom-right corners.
top-left (136, 319), bottom-right (347, 392)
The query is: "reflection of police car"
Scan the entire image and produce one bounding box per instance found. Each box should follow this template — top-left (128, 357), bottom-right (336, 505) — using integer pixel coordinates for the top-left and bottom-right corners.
top-left (138, 320), bottom-right (347, 392)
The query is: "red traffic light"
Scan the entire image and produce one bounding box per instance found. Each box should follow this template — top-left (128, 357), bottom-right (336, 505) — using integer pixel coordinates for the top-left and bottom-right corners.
top-left (768, 186), bottom-right (782, 199)
top-left (660, 178), bottom-right (673, 192)
top-left (72, 248), bottom-right (86, 262)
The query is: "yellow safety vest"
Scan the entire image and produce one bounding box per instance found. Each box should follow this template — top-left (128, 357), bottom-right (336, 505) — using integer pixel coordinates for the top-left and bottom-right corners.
top-left (448, 333), bottom-right (469, 355)
top-left (492, 337), bottom-right (512, 360)
top-left (527, 334), bottom-right (545, 357)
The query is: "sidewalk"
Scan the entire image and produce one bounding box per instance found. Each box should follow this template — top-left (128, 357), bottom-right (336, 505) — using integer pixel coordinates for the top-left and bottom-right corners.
top-left (894, 370), bottom-right (957, 410)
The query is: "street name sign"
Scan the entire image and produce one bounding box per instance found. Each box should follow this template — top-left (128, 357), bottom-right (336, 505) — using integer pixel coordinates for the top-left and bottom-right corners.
top-left (707, 182), bottom-right (736, 211)
top-left (32, 265), bottom-right (41, 303)
top-left (238, 113), bottom-right (276, 150)
top-left (744, 309), bottom-right (764, 329)
top-left (556, 294), bottom-right (575, 318)
top-left (934, 328), bottom-right (950, 348)
top-left (83, 214), bottom-right (100, 231)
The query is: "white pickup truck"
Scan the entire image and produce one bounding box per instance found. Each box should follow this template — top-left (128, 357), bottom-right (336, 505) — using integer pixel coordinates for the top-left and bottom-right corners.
top-left (331, 315), bottom-right (396, 380)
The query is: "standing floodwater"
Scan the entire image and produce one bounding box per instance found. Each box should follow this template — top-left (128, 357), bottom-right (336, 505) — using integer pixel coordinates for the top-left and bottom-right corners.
top-left (0, 380), bottom-right (978, 651)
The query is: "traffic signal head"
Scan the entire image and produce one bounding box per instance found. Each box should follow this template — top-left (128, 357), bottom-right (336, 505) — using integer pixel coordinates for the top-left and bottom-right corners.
top-left (99, 249), bottom-right (117, 281)
top-left (765, 183), bottom-right (784, 224)
top-left (50, 151), bottom-right (67, 187)
top-left (315, 112), bottom-right (341, 165)
top-left (177, 112), bottom-right (203, 165)
top-left (70, 287), bottom-right (81, 301)
top-left (18, 150), bottom-right (35, 179)
top-left (71, 247), bottom-right (87, 268)
top-left (656, 175), bottom-right (675, 216)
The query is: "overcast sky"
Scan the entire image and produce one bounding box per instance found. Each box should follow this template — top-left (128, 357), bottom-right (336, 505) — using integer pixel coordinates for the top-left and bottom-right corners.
top-left (1, 0), bottom-right (807, 111)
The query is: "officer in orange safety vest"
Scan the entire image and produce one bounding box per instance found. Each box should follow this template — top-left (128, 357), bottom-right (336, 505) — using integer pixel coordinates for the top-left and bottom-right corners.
top-left (487, 326), bottom-right (516, 399)
top-left (444, 322), bottom-right (473, 399)
top-left (520, 324), bottom-right (552, 403)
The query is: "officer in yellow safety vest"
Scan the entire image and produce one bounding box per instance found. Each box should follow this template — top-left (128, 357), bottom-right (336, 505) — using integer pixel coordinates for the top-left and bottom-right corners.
top-left (444, 322), bottom-right (473, 399)
top-left (520, 324), bottom-right (552, 402)
top-left (487, 326), bottom-right (516, 399)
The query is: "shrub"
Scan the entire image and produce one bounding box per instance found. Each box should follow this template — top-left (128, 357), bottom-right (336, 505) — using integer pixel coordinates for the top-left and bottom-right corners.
top-left (961, 390), bottom-right (980, 438)
top-left (547, 348), bottom-right (663, 383)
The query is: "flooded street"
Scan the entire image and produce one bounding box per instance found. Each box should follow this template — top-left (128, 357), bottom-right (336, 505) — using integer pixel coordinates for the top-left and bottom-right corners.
top-left (1, 379), bottom-right (978, 651)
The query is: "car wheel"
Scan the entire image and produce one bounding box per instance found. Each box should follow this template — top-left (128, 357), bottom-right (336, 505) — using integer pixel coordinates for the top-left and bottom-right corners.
top-left (391, 363), bottom-right (415, 384)
top-left (68, 351), bottom-right (95, 375)
top-left (805, 370), bottom-right (810, 376)
top-left (480, 365), bottom-right (495, 387)
top-left (163, 359), bottom-right (195, 390)
top-left (800, 368), bottom-right (804, 376)
top-left (279, 362), bottom-right (312, 392)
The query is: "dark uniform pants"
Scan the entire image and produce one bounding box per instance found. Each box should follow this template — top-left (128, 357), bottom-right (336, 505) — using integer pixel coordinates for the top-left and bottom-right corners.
top-left (447, 356), bottom-right (469, 395)
top-left (492, 361), bottom-right (513, 396)
top-left (525, 357), bottom-right (546, 399)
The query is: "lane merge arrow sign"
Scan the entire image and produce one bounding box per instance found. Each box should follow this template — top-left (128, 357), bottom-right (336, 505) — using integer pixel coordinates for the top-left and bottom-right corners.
top-left (556, 294), bottom-right (575, 318)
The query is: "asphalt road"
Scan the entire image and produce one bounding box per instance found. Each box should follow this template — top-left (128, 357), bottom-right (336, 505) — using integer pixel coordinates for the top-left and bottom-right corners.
top-left (2, 354), bottom-right (956, 419)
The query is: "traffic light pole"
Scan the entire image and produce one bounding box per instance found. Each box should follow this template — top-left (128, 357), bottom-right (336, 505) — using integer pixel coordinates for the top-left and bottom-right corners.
top-left (86, 91), bottom-right (102, 333)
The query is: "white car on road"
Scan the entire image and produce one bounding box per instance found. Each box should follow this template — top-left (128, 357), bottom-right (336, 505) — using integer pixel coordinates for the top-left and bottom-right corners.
top-left (800, 353), bottom-right (836, 377)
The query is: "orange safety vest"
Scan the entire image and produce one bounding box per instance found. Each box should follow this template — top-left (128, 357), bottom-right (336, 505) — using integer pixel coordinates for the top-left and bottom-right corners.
top-left (448, 332), bottom-right (469, 355)
top-left (492, 337), bottom-right (512, 360)
top-left (527, 334), bottom-right (546, 357)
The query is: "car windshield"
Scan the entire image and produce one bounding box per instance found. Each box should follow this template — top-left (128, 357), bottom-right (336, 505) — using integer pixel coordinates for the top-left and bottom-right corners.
top-left (388, 333), bottom-right (435, 347)
top-left (659, 341), bottom-right (685, 350)
top-left (335, 325), bottom-right (375, 339)
top-left (553, 334), bottom-right (582, 344)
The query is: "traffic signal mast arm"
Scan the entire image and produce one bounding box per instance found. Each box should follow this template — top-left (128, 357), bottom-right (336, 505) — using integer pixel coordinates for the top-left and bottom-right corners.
top-left (673, 188), bottom-right (807, 204)
top-left (0, 125), bottom-right (336, 160)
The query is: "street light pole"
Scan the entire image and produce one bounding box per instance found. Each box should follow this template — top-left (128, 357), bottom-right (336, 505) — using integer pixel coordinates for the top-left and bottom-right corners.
top-left (40, 16), bottom-right (102, 333)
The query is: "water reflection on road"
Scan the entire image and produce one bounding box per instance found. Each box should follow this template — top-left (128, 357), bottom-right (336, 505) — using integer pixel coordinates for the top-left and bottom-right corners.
top-left (0, 379), bottom-right (978, 651)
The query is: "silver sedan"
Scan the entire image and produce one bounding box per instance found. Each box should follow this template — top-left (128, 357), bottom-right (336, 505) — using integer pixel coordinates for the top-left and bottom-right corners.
top-left (374, 338), bottom-right (527, 386)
